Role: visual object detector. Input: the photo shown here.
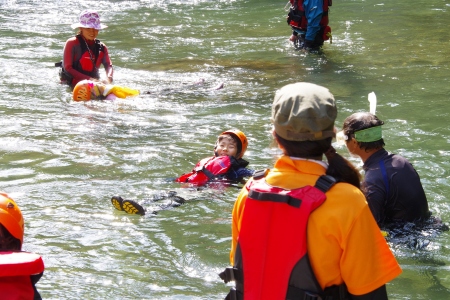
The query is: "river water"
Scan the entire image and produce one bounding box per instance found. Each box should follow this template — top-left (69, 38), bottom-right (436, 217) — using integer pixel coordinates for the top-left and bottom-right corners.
top-left (1, 0), bottom-right (449, 299)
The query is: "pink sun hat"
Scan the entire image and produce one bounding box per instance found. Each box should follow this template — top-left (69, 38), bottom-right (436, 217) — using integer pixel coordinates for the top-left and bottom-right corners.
top-left (71, 10), bottom-right (107, 30)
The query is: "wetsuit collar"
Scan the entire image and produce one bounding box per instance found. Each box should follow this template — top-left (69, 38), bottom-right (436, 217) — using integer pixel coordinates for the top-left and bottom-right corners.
top-left (363, 148), bottom-right (388, 170)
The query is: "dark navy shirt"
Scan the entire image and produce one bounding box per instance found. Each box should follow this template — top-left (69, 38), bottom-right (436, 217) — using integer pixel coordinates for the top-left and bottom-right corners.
top-left (362, 149), bottom-right (430, 226)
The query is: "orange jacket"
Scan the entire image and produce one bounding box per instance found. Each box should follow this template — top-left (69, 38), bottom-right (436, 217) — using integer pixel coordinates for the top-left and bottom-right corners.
top-left (230, 155), bottom-right (402, 296)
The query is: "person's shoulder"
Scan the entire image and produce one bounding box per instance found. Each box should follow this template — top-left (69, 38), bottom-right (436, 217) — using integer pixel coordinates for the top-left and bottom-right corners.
top-left (331, 181), bottom-right (365, 196)
top-left (65, 36), bottom-right (79, 44)
top-left (312, 182), bottom-right (368, 224)
top-left (96, 38), bottom-right (108, 47)
top-left (327, 182), bottom-right (367, 207)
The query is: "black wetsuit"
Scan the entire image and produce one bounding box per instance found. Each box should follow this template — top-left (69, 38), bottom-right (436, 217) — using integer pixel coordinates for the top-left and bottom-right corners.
top-left (362, 148), bottom-right (430, 227)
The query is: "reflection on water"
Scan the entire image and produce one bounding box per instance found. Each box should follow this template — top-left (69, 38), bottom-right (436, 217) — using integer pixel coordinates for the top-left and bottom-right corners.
top-left (1, 0), bottom-right (450, 299)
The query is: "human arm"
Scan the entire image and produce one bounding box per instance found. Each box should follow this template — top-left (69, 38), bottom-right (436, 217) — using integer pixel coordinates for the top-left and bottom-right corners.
top-left (101, 44), bottom-right (113, 83)
top-left (307, 185), bottom-right (401, 296)
top-left (226, 167), bottom-right (254, 181)
top-left (335, 204), bottom-right (401, 296)
top-left (230, 186), bottom-right (249, 265)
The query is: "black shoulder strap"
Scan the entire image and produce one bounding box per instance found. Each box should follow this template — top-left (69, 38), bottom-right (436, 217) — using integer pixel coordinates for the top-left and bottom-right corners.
top-left (314, 175), bottom-right (336, 193)
top-left (252, 169), bottom-right (269, 180)
top-left (94, 39), bottom-right (104, 66)
top-left (76, 35), bottom-right (86, 52)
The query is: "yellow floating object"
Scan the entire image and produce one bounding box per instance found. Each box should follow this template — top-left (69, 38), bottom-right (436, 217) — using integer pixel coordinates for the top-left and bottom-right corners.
top-left (381, 230), bottom-right (389, 237)
top-left (106, 85), bottom-right (140, 99)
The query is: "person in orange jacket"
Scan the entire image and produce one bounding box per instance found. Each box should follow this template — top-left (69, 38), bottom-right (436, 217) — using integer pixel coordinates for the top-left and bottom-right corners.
top-left (220, 82), bottom-right (401, 300)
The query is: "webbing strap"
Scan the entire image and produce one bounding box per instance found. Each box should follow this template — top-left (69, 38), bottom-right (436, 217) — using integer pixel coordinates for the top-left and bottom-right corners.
top-left (201, 167), bottom-right (216, 180)
top-left (252, 169), bottom-right (269, 180)
top-left (379, 160), bottom-right (390, 199)
top-left (314, 175), bottom-right (336, 193)
top-left (287, 284), bottom-right (349, 300)
top-left (286, 285), bottom-right (323, 300)
top-left (248, 190), bottom-right (301, 208)
top-left (225, 288), bottom-right (243, 300)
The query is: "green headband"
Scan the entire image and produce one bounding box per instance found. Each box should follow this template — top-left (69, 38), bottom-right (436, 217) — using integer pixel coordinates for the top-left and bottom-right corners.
top-left (354, 126), bottom-right (382, 142)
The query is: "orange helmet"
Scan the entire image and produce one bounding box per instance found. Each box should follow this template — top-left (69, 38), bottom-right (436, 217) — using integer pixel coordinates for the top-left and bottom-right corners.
top-left (73, 80), bottom-right (102, 101)
top-left (220, 129), bottom-right (248, 159)
top-left (0, 192), bottom-right (24, 244)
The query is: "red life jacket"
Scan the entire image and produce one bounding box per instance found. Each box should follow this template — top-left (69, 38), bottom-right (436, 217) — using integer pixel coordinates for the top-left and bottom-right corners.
top-left (0, 251), bottom-right (45, 300)
top-left (72, 35), bottom-right (105, 79)
top-left (287, 0), bottom-right (331, 40)
top-left (220, 171), bottom-right (342, 300)
top-left (175, 156), bottom-right (233, 186)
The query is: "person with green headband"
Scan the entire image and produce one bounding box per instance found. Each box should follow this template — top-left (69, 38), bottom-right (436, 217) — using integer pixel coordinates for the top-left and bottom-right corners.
top-left (342, 112), bottom-right (431, 228)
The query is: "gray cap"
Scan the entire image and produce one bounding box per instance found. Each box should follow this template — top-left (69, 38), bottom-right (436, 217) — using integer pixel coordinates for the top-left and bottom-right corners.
top-left (271, 82), bottom-right (337, 141)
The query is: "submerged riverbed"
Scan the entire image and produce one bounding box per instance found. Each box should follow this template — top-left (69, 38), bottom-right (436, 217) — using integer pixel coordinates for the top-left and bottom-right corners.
top-left (1, 0), bottom-right (450, 299)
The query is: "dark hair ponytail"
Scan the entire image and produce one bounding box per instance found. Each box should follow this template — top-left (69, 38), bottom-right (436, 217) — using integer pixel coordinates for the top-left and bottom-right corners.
top-left (274, 133), bottom-right (361, 188)
top-left (324, 146), bottom-right (361, 189)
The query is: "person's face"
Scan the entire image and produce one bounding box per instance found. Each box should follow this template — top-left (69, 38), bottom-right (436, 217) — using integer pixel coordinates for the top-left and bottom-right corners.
top-left (345, 136), bottom-right (360, 158)
top-left (80, 27), bottom-right (99, 41)
top-left (215, 138), bottom-right (238, 157)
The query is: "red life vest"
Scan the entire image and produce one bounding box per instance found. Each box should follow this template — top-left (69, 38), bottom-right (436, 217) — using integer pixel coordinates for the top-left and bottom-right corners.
top-left (175, 156), bottom-right (233, 186)
top-left (220, 171), bottom-right (340, 300)
top-left (287, 0), bottom-right (331, 40)
top-left (73, 35), bottom-right (105, 79)
top-left (0, 251), bottom-right (45, 300)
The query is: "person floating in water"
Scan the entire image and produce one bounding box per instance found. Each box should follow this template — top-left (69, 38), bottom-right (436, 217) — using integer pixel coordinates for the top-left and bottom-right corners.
top-left (111, 191), bottom-right (186, 216)
top-left (111, 129), bottom-right (254, 215)
top-left (175, 129), bottom-right (254, 186)
top-left (56, 10), bottom-right (113, 88)
top-left (72, 79), bottom-right (139, 101)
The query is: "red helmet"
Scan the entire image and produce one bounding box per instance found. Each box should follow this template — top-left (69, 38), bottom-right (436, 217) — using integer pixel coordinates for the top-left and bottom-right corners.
top-left (220, 129), bottom-right (248, 159)
top-left (0, 192), bottom-right (24, 245)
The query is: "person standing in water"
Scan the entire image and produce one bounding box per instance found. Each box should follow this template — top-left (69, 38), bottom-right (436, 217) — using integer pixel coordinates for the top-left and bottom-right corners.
top-left (220, 82), bottom-right (401, 300)
top-left (287, 0), bottom-right (332, 51)
top-left (58, 10), bottom-right (113, 88)
top-left (341, 112), bottom-right (431, 228)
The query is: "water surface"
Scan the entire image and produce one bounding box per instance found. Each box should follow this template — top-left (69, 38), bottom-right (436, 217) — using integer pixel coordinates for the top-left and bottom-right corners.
top-left (1, 0), bottom-right (449, 299)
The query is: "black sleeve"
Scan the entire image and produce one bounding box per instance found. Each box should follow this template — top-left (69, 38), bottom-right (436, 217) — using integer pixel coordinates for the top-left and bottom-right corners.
top-left (350, 285), bottom-right (388, 300)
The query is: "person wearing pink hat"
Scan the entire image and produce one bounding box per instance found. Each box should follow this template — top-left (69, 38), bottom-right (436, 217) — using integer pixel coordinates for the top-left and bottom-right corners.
top-left (57, 10), bottom-right (114, 88)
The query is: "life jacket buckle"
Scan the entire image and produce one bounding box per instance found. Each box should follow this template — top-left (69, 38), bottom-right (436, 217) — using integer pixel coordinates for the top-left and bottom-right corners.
top-left (219, 267), bottom-right (242, 284)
